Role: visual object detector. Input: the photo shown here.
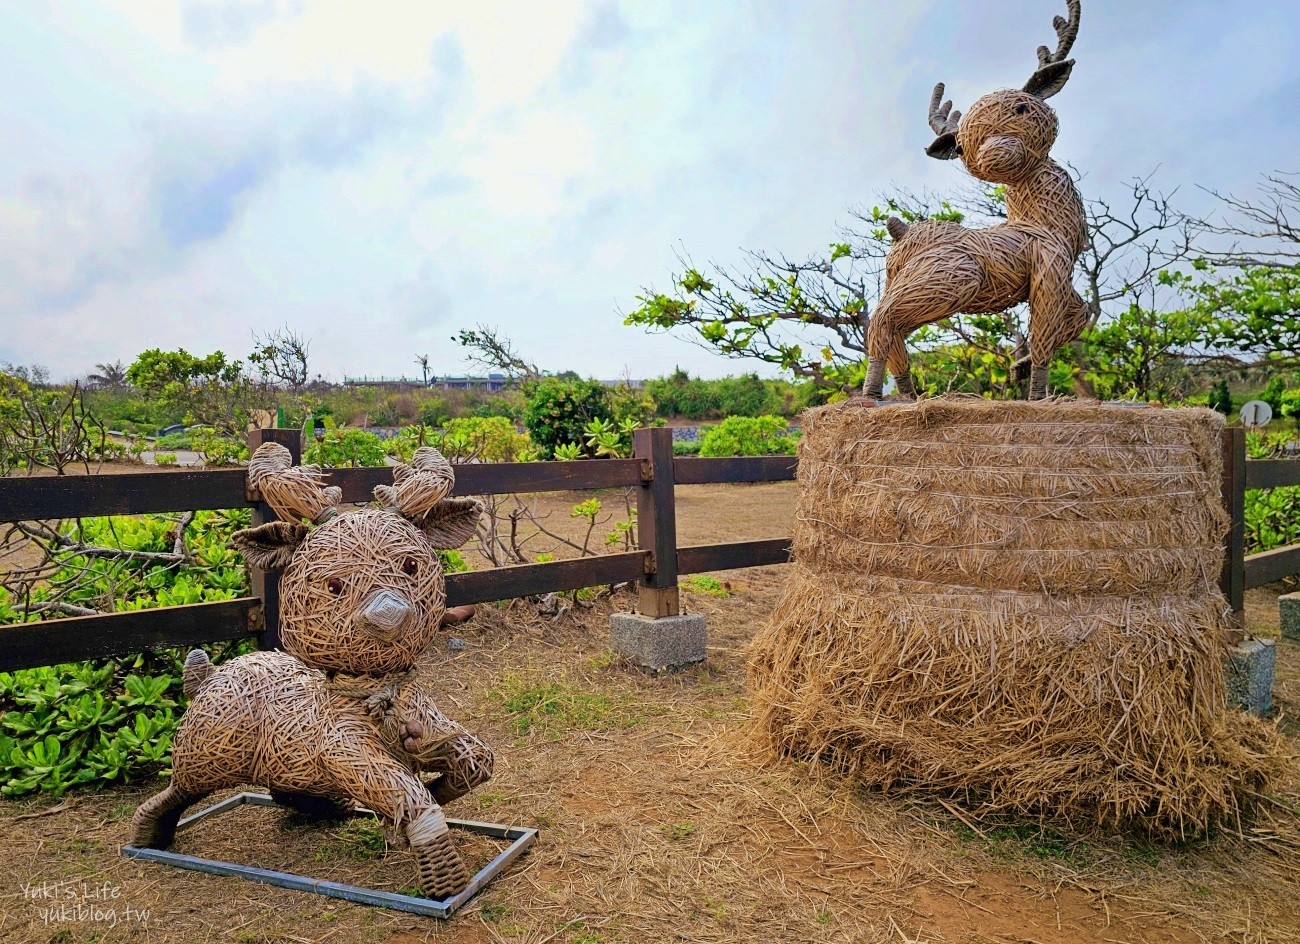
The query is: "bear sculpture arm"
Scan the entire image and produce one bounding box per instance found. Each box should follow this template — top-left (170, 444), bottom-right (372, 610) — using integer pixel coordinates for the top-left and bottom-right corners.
top-left (394, 685), bottom-right (495, 805)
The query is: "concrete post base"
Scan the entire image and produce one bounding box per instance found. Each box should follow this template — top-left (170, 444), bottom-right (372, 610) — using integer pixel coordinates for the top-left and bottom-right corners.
top-left (1225, 637), bottom-right (1276, 717)
top-left (1279, 593), bottom-right (1300, 641)
top-left (610, 612), bottom-right (706, 673)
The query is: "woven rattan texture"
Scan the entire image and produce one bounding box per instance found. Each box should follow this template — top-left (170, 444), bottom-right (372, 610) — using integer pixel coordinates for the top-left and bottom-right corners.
top-left (749, 398), bottom-right (1283, 840)
top-left (863, 0), bottom-right (1088, 401)
top-left (131, 445), bottom-right (492, 898)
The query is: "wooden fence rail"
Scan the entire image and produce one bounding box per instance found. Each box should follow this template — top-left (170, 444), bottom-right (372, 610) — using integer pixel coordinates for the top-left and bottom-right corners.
top-left (0, 428), bottom-right (795, 670)
top-left (0, 426), bottom-right (1295, 672)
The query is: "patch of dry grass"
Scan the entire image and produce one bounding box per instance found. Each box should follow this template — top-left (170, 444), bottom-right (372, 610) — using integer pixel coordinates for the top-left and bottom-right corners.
top-left (1, 483), bottom-right (1298, 943)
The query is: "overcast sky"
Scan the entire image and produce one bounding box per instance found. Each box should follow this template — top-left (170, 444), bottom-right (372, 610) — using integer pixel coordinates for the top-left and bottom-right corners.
top-left (2, 0), bottom-right (1297, 382)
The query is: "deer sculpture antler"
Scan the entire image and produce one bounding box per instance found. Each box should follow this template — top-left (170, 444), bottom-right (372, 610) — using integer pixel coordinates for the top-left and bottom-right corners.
top-left (925, 83), bottom-right (963, 160)
top-left (1024, 0), bottom-right (1080, 100)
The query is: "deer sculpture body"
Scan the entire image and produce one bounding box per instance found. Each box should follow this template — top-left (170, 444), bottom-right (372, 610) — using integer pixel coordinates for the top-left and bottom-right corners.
top-left (863, 0), bottom-right (1086, 402)
top-left (130, 444), bottom-right (492, 899)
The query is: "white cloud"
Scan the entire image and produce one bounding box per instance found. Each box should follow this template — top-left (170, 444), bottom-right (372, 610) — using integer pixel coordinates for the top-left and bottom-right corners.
top-left (2, 0), bottom-right (1298, 382)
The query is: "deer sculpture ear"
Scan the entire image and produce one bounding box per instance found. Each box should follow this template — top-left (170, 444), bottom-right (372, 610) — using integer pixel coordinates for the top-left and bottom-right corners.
top-left (925, 133), bottom-right (960, 161)
top-left (1024, 58), bottom-right (1074, 100)
top-left (231, 521), bottom-right (309, 570)
top-left (411, 497), bottom-right (484, 550)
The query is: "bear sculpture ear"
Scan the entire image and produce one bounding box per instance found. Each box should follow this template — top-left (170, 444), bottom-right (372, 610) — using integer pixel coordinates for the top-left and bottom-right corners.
top-left (375, 447), bottom-right (455, 519)
top-left (409, 497), bottom-right (484, 550)
top-left (231, 521), bottom-right (309, 570)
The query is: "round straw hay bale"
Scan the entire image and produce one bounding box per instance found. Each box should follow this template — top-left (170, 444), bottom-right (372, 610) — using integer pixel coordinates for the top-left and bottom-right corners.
top-left (749, 396), bottom-right (1281, 839)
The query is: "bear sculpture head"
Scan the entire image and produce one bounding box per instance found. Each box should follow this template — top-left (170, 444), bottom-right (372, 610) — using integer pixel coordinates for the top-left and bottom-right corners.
top-left (232, 443), bottom-right (481, 675)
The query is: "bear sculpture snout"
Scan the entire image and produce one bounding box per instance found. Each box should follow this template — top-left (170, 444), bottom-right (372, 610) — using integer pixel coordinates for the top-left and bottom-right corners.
top-left (353, 589), bottom-right (413, 640)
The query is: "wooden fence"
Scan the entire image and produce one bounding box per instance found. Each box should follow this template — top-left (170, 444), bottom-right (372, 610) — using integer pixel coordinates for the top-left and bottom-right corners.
top-left (0, 426), bottom-right (1297, 672)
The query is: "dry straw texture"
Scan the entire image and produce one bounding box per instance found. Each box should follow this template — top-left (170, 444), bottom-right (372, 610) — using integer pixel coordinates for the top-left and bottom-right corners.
top-left (750, 396), bottom-right (1283, 839)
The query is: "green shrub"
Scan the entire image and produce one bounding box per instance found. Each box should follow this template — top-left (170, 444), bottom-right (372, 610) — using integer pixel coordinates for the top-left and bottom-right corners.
top-left (0, 509), bottom-right (252, 797)
top-left (153, 452), bottom-right (177, 466)
top-left (698, 416), bottom-right (796, 457)
top-left (714, 373), bottom-right (777, 417)
top-left (1259, 376), bottom-right (1287, 414)
top-left (645, 370), bottom-right (720, 419)
top-left (644, 370), bottom-right (795, 420)
top-left (387, 418), bottom-right (532, 464)
top-left (190, 426), bottom-right (249, 467)
top-left (418, 398), bottom-right (451, 428)
top-left (523, 378), bottom-right (611, 458)
top-left (154, 431), bottom-right (192, 450)
top-left (1210, 379), bottom-right (1233, 415)
top-left (1245, 486), bottom-right (1300, 555)
top-left (672, 437), bottom-right (703, 456)
top-left (304, 427), bottom-right (387, 467)
top-left (437, 417), bottom-right (532, 463)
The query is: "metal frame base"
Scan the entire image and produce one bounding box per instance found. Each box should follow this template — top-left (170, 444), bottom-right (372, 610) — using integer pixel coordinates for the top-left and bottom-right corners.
top-left (121, 792), bottom-right (538, 918)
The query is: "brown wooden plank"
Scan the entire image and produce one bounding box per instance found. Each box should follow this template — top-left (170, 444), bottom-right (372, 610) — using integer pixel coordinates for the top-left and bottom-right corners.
top-left (327, 459), bottom-right (642, 504)
top-left (678, 539), bottom-right (793, 574)
top-left (1244, 544), bottom-right (1300, 590)
top-left (634, 428), bottom-right (679, 617)
top-left (1220, 428), bottom-right (1246, 613)
top-left (0, 469), bottom-right (249, 523)
top-left (0, 598), bottom-right (262, 672)
top-left (1245, 459), bottom-right (1300, 491)
top-left (673, 456), bottom-right (798, 485)
top-left (445, 552), bottom-right (647, 607)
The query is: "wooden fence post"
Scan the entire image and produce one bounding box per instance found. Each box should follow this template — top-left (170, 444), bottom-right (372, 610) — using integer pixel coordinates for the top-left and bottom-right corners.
top-left (247, 427), bottom-right (303, 650)
top-left (634, 427), bottom-right (679, 618)
top-left (1220, 426), bottom-right (1246, 621)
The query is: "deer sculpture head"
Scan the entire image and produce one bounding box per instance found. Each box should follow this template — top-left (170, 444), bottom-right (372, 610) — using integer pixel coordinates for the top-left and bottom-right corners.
top-left (862, 0), bottom-right (1088, 403)
top-left (923, 0), bottom-right (1079, 179)
top-left (232, 443), bottom-right (482, 675)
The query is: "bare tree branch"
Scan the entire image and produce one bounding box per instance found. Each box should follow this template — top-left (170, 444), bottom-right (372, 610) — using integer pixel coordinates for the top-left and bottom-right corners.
top-left (454, 325), bottom-right (540, 380)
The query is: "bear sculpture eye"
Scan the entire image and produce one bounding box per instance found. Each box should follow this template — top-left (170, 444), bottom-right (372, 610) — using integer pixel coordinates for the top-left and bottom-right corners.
top-left (1015, 103), bottom-right (1028, 115)
top-left (402, 557), bottom-right (419, 576)
top-left (326, 578), bottom-right (343, 595)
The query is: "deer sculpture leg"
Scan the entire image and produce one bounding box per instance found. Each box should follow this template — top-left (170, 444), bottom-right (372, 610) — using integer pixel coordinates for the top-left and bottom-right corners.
top-left (864, 252), bottom-right (982, 400)
top-left (1026, 241), bottom-right (1090, 400)
top-left (323, 734), bottom-right (471, 898)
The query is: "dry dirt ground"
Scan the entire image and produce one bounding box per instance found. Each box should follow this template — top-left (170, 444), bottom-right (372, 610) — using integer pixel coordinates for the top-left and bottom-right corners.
top-left (2, 482), bottom-right (1299, 944)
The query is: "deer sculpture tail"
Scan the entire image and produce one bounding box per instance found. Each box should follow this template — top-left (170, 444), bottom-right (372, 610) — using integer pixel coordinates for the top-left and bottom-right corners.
top-left (182, 649), bottom-right (215, 699)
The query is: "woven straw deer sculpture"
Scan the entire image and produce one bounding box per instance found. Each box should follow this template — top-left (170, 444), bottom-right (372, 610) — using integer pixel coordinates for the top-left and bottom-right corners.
top-left (131, 444), bottom-right (492, 899)
top-left (863, 0), bottom-right (1086, 402)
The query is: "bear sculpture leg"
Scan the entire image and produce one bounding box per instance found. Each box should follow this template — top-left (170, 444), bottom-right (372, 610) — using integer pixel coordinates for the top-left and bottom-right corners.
top-left (130, 783), bottom-right (210, 849)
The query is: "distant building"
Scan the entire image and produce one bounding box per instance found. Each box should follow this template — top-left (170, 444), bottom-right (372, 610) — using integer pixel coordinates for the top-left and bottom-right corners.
top-left (430, 373), bottom-right (510, 392)
top-left (343, 376), bottom-right (425, 389)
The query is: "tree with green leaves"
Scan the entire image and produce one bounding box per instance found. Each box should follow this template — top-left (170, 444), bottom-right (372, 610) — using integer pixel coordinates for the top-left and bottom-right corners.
top-left (86, 361), bottom-right (128, 389)
top-left (125, 348), bottom-right (263, 434)
top-left (626, 175), bottom-right (1200, 399)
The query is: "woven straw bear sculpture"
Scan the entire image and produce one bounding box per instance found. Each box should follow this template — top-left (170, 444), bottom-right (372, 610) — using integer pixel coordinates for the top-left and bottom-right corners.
top-left (130, 443), bottom-right (492, 899)
top-left (862, 0), bottom-right (1086, 403)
